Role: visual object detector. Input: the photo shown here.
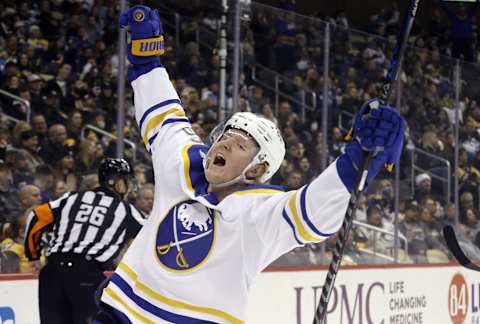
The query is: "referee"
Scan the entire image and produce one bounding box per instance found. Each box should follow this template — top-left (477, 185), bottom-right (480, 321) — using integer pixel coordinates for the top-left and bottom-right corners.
top-left (25, 158), bottom-right (146, 324)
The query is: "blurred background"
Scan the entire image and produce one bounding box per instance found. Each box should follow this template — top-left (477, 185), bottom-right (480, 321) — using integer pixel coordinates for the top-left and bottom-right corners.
top-left (0, 0), bottom-right (480, 273)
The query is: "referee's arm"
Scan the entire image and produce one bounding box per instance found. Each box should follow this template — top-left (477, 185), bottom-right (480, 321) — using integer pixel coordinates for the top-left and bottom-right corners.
top-left (24, 193), bottom-right (70, 260)
top-left (24, 203), bottom-right (55, 260)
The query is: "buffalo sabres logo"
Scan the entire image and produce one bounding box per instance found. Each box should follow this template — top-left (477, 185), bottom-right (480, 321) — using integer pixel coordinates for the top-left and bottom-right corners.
top-left (133, 9), bottom-right (145, 22)
top-left (156, 200), bottom-right (215, 271)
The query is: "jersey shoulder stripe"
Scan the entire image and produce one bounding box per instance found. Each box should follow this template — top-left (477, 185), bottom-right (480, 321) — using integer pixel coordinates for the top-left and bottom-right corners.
top-left (142, 107), bottom-right (186, 145)
top-left (299, 184), bottom-right (335, 237)
top-left (281, 209), bottom-right (304, 245)
top-left (282, 186), bottom-right (335, 244)
top-left (139, 98), bottom-right (181, 129)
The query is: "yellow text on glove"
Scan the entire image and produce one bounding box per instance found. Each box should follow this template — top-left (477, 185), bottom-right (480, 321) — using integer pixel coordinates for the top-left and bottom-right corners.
top-left (131, 36), bottom-right (165, 56)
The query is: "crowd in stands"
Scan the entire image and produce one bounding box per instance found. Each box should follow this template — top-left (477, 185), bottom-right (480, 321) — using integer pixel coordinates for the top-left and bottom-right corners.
top-left (1, 0), bottom-right (480, 272)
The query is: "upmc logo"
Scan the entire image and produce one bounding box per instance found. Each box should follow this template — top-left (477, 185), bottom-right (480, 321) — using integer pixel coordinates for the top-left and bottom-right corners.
top-left (0, 307), bottom-right (15, 324)
top-left (448, 273), bottom-right (468, 324)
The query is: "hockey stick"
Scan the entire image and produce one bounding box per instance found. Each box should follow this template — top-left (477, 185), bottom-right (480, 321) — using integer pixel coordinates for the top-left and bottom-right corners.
top-left (443, 225), bottom-right (480, 271)
top-left (312, 1), bottom-right (420, 323)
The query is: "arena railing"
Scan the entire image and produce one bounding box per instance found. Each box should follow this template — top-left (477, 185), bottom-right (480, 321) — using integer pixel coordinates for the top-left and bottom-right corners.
top-left (353, 220), bottom-right (409, 262)
top-left (170, 13), bottom-right (318, 122)
top-left (80, 124), bottom-right (137, 163)
top-left (407, 145), bottom-right (451, 204)
top-left (0, 88), bottom-right (31, 123)
top-left (251, 63), bottom-right (317, 121)
top-left (0, 113), bottom-right (21, 125)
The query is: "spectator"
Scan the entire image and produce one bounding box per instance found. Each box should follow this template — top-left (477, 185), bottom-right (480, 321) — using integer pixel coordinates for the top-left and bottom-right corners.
top-left (0, 161), bottom-right (22, 222)
top-left (460, 191), bottom-right (476, 217)
top-left (461, 208), bottom-right (480, 242)
top-left (248, 86), bottom-right (269, 114)
top-left (50, 180), bottom-right (68, 200)
top-left (418, 206), bottom-right (447, 253)
top-left (273, 10), bottom-right (297, 72)
top-left (361, 205), bottom-right (394, 255)
top-left (42, 89), bottom-right (66, 124)
top-left (33, 165), bottom-right (54, 203)
top-left (27, 74), bottom-right (45, 113)
top-left (30, 114), bottom-right (48, 147)
top-left (39, 124), bottom-right (68, 165)
top-left (51, 144), bottom-right (78, 192)
top-left (76, 139), bottom-right (103, 174)
top-left (421, 195), bottom-right (444, 220)
top-left (17, 130), bottom-right (43, 171)
top-left (284, 170), bottom-right (303, 191)
top-left (298, 157), bottom-right (315, 182)
top-left (439, 1), bottom-right (478, 62)
top-left (12, 122), bottom-right (33, 146)
top-left (286, 140), bottom-right (305, 168)
top-left (414, 173), bottom-right (435, 203)
top-left (66, 110), bottom-right (84, 142)
top-left (330, 127), bottom-right (346, 157)
top-left (133, 163), bottom-right (151, 188)
top-left (261, 104), bottom-right (278, 125)
top-left (18, 184), bottom-right (42, 212)
top-left (8, 149), bottom-right (34, 187)
top-left (0, 251), bottom-right (20, 273)
top-left (135, 184), bottom-right (154, 217)
top-left (78, 174), bottom-right (99, 191)
top-left (399, 201), bottom-right (428, 263)
top-left (442, 203), bottom-right (457, 228)
top-left (47, 63), bottom-right (72, 99)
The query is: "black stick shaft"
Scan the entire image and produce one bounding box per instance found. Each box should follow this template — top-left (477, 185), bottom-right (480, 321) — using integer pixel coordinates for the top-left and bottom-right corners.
top-left (313, 1), bottom-right (420, 323)
top-left (444, 225), bottom-right (480, 272)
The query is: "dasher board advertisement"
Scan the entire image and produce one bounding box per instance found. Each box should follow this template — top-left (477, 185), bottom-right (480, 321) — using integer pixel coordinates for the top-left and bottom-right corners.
top-left (246, 264), bottom-right (479, 324)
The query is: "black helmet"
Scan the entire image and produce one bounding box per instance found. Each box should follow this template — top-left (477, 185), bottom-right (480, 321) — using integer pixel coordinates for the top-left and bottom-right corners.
top-left (98, 158), bottom-right (133, 188)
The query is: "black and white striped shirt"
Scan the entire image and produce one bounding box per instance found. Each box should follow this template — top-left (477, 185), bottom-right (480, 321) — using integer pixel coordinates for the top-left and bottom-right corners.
top-left (25, 187), bottom-right (146, 264)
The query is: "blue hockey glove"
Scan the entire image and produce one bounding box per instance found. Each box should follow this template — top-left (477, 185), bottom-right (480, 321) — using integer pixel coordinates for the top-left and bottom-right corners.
top-left (337, 99), bottom-right (405, 192)
top-left (119, 5), bottom-right (164, 79)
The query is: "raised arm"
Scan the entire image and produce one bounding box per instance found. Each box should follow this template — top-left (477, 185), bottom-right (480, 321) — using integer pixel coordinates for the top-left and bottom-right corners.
top-left (119, 6), bottom-right (196, 154)
top-left (246, 99), bottom-right (405, 272)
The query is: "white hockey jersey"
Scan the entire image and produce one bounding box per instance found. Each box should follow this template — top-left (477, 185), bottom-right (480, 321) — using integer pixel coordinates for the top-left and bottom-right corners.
top-left (100, 67), bottom-right (351, 323)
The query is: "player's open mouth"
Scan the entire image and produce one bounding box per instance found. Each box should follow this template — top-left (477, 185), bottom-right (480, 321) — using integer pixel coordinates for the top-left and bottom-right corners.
top-left (213, 153), bottom-right (226, 167)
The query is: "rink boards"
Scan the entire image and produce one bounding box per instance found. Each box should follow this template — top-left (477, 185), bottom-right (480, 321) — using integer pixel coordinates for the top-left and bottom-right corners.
top-left (0, 263), bottom-right (477, 324)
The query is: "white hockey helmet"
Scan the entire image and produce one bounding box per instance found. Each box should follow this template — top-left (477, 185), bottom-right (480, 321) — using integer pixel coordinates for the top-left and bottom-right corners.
top-left (219, 112), bottom-right (286, 183)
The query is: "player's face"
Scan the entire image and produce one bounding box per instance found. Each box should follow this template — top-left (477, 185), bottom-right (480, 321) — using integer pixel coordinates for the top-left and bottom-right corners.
top-left (205, 129), bottom-right (259, 185)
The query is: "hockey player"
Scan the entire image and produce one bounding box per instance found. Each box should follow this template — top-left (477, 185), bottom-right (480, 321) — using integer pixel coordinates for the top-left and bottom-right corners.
top-left (96, 5), bottom-right (405, 323)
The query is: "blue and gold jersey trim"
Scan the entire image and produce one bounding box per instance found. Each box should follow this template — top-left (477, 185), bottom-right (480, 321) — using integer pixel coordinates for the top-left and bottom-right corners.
top-left (233, 184), bottom-right (284, 196)
top-left (109, 262), bottom-right (244, 324)
top-left (282, 185), bottom-right (335, 245)
top-left (139, 98), bottom-right (189, 148)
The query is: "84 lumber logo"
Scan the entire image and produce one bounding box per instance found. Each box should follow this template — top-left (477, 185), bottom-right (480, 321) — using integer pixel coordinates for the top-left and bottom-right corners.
top-left (448, 272), bottom-right (480, 324)
top-left (449, 273), bottom-right (468, 324)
